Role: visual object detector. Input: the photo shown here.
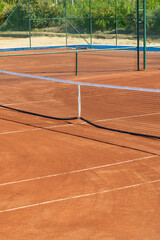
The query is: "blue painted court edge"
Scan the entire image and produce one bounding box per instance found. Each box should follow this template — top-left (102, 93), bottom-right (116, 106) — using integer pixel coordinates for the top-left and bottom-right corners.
top-left (0, 45), bottom-right (160, 53)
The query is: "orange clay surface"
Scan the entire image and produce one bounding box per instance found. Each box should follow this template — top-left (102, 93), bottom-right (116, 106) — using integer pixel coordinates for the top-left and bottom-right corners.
top-left (0, 49), bottom-right (160, 240)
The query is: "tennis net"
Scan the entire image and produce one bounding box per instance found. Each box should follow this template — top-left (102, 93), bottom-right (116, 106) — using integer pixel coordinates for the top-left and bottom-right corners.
top-left (0, 70), bottom-right (160, 139)
top-left (0, 47), bottom-right (138, 76)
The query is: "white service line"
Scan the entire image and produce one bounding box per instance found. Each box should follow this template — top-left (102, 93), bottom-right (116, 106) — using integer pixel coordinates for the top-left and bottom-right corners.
top-left (3, 99), bottom-right (55, 106)
top-left (0, 155), bottom-right (158, 187)
top-left (0, 178), bottom-right (159, 214)
top-left (0, 112), bottom-right (160, 135)
top-left (0, 123), bottom-right (74, 135)
top-left (92, 112), bottom-right (160, 123)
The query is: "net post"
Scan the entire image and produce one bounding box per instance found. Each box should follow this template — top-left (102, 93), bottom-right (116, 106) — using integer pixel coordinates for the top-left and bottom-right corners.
top-left (137, 0), bottom-right (140, 71)
top-left (78, 84), bottom-right (81, 119)
top-left (143, 0), bottom-right (147, 70)
top-left (76, 51), bottom-right (78, 75)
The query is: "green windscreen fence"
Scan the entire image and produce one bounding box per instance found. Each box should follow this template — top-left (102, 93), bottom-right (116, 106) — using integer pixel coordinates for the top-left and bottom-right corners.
top-left (66, 0), bottom-right (92, 46)
top-left (92, 0), bottom-right (137, 48)
top-left (0, 0), bottom-right (67, 49)
top-left (146, 0), bottom-right (160, 69)
top-left (0, 0), bottom-right (160, 50)
top-left (0, 0), bottom-right (30, 49)
top-left (146, 0), bottom-right (160, 49)
top-left (0, 0), bottom-right (139, 50)
top-left (0, 0), bottom-right (160, 71)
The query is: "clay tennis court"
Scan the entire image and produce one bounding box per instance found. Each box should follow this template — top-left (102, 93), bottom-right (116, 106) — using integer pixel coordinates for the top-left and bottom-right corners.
top-left (0, 49), bottom-right (160, 239)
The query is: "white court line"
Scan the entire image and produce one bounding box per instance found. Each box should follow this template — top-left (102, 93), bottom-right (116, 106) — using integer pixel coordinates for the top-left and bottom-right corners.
top-left (0, 179), bottom-right (159, 214)
top-left (0, 112), bottom-right (160, 136)
top-left (92, 112), bottom-right (160, 123)
top-left (0, 123), bottom-right (74, 135)
top-left (3, 99), bottom-right (55, 106)
top-left (0, 155), bottom-right (158, 187)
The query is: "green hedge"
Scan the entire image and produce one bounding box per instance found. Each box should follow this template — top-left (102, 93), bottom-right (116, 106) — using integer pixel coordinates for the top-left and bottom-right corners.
top-left (0, 0), bottom-right (160, 35)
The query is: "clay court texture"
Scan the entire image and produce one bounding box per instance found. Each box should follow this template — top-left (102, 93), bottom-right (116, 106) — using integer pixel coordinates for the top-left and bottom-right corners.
top-left (0, 46), bottom-right (160, 239)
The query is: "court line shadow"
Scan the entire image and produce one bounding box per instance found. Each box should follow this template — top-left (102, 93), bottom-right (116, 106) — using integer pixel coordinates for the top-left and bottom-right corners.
top-left (0, 115), bottom-right (159, 156)
top-left (1, 105), bottom-right (159, 140)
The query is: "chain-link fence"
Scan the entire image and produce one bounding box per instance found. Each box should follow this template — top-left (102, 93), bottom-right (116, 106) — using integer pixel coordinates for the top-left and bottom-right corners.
top-left (0, 0), bottom-right (159, 70)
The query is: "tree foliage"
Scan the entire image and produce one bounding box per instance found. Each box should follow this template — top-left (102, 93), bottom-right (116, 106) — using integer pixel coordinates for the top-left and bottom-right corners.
top-left (0, 0), bottom-right (160, 34)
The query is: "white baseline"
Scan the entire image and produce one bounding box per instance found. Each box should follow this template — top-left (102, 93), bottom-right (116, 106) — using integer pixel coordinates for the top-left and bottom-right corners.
top-left (0, 155), bottom-right (158, 187)
top-left (0, 179), bottom-right (159, 214)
